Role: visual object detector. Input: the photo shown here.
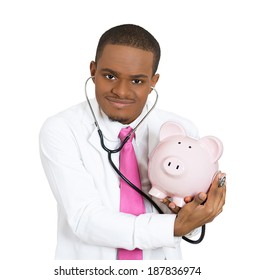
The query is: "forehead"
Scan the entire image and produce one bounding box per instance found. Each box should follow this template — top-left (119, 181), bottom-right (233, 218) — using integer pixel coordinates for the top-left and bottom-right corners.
top-left (97, 44), bottom-right (154, 76)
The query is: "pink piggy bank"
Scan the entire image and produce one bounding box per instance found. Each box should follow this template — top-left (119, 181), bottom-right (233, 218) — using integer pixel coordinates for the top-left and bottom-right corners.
top-left (148, 121), bottom-right (223, 207)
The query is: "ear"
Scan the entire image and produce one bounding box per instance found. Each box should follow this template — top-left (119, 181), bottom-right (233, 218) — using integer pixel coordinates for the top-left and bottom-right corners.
top-left (199, 136), bottom-right (223, 163)
top-left (159, 121), bottom-right (186, 141)
top-left (90, 61), bottom-right (97, 78)
top-left (149, 74), bottom-right (160, 94)
top-left (151, 74), bottom-right (160, 87)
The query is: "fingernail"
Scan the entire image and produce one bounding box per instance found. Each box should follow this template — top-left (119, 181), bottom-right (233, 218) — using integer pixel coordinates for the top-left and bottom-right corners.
top-left (169, 203), bottom-right (175, 209)
top-left (199, 193), bottom-right (206, 200)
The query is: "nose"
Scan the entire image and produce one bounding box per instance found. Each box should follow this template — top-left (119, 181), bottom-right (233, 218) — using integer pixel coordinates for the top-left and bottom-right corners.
top-left (112, 80), bottom-right (131, 98)
top-left (163, 157), bottom-right (184, 176)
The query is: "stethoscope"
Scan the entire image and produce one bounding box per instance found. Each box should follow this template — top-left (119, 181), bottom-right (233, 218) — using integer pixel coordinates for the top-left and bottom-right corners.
top-left (85, 76), bottom-right (205, 244)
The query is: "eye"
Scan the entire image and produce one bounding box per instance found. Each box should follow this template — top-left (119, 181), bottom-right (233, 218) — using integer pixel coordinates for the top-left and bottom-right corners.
top-left (178, 142), bottom-right (181, 144)
top-left (189, 146), bottom-right (192, 149)
top-left (105, 74), bottom-right (116, 80)
top-left (132, 79), bottom-right (142, 84)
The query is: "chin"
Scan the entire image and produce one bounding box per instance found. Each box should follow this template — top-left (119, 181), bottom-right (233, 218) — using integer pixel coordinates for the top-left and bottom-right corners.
top-left (108, 115), bottom-right (130, 124)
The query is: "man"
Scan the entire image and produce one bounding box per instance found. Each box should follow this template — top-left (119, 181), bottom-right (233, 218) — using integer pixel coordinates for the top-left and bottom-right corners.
top-left (39, 24), bottom-right (226, 260)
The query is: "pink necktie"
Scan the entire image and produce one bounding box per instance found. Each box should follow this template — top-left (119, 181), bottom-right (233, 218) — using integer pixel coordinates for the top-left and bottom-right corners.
top-left (118, 126), bottom-right (145, 260)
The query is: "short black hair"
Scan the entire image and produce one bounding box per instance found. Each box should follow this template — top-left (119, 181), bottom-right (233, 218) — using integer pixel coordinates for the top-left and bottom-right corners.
top-left (95, 24), bottom-right (161, 75)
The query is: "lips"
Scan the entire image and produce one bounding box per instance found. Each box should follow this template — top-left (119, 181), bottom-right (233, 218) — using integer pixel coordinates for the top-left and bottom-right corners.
top-left (105, 96), bottom-right (135, 108)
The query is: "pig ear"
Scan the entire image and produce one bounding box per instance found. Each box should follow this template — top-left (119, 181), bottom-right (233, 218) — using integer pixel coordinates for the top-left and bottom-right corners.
top-left (199, 136), bottom-right (223, 163)
top-left (160, 121), bottom-right (186, 141)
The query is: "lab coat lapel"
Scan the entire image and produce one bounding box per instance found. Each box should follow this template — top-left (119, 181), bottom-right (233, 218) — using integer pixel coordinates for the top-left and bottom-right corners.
top-left (88, 126), bottom-right (102, 153)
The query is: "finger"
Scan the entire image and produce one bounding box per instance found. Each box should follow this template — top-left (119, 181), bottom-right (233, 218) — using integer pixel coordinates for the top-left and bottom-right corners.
top-left (180, 192), bottom-right (207, 215)
top-left (210, 172), bottom-right (227, 192)
top-left (199, 172), bottom-right (226, 222)
top-left (168, 202), bottom-right (181, 214)
top-left (192, 192), bottom-right (207, 206)
top-left (161, 197), bottom-right (171, 207)
top-left (184, 196), bottom-right (193, 203)
top-left (207, 172), bottom-right (226, 207)
top-left (161, 198), bottom-right (181, 213)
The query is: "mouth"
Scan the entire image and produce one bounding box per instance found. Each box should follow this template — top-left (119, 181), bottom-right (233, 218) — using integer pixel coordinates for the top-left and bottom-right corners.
top-left (105, 96), bottom-right (135, 108)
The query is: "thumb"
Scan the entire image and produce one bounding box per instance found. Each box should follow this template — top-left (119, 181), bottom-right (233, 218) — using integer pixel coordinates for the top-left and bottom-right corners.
top-left (193, 192), bottom-right (207, 206)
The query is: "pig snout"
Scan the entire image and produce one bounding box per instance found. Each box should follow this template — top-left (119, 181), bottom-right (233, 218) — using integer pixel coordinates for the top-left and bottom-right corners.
top-left (163, 157), bottom-right (184, 176)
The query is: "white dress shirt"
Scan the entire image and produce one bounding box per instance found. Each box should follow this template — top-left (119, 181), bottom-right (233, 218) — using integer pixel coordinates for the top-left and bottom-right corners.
top-left (39, 98), bottom-right (199, 260)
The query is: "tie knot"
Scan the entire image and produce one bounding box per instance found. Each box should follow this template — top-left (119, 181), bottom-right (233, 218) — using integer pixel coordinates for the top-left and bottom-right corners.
top-left (118, 126), bottom-right (135, 142)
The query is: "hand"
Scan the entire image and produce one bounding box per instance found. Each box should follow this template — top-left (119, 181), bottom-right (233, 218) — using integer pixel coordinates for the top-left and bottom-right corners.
top-left (163, 172), bottom-right (226, 236)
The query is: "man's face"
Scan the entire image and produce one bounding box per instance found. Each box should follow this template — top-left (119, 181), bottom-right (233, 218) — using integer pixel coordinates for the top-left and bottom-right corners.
top-left (90, 44), bottom-right (159, 124)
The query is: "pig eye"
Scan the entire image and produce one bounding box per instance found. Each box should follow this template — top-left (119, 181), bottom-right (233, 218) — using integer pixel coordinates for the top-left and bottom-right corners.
top-left (178, 142), bottom-right (181, 144)
top-left (189, 146), bottom-right (192, 148)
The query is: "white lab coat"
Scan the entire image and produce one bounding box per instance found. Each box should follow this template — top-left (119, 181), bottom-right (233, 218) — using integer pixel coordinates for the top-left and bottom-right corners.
top-left (39, 99), bottom-right (199, 260)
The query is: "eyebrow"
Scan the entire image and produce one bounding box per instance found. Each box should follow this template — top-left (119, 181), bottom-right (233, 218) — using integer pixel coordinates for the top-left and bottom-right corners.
top-left (101, 68), bottom-right (149, 79)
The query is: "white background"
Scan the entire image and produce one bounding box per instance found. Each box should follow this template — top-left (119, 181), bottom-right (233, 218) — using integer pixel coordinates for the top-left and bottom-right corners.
top-left (0, 0), bottom-right (253, 279)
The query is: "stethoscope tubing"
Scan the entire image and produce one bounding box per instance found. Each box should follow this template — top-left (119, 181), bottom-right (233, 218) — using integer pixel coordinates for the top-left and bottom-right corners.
top-left (97, 129), bottom-right (164, 214)
top-left (85, 76), bottom-right (205, 244)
